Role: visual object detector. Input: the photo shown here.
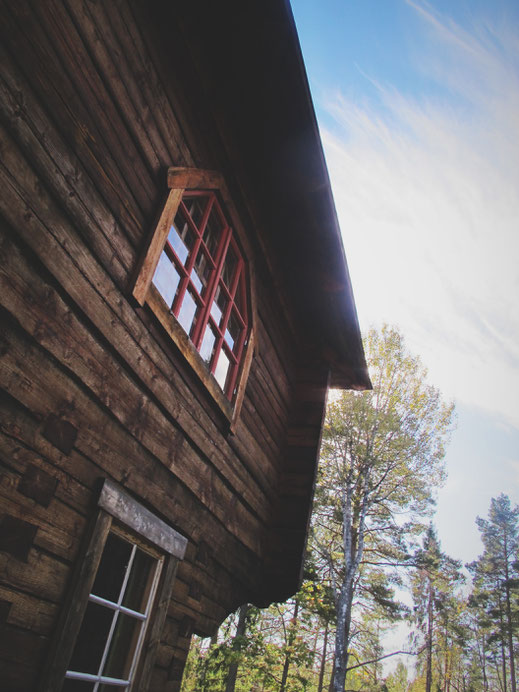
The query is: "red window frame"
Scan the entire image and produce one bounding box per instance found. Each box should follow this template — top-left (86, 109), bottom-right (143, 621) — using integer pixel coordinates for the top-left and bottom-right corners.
top-left (153, 190), bottom-right (249, 401)
top-left (132, 168), bottom-right (255, 424)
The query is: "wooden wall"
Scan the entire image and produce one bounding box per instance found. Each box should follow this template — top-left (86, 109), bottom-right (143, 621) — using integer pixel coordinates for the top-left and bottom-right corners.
top-left (0, 1), bottom-right (329, 690)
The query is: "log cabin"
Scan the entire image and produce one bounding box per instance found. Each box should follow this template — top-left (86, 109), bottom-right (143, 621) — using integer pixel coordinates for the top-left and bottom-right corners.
top-left (0, 1), bottom-right (371, 690)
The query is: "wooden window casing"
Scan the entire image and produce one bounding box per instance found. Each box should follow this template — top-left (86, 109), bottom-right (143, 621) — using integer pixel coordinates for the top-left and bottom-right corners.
top-left (133, 168), bottom-right (256, 426)
top-left (40, 480), bottom-right (187, 692)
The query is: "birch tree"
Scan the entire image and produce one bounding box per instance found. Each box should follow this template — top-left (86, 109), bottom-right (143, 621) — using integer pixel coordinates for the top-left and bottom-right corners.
top-left (311, 325), bottom-right (454, 692)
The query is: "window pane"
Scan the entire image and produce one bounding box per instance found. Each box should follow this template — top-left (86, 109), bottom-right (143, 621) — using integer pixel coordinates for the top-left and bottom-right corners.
top-left (203, 207), bottom-right (224, 258)
top-left (152, 252), bottom-right (181, 308)
top-left (177, 290), bottom-right (199, 336)
top-left (183, 196), bottom-right (207, 229)
top-left (122, 548), bottom-right (156, 614)
top-left (168, 221), bottom-right (195, 266)
top-left (199, 325), bottom-right (216, 364)
top-left (102, 612), bottom-right (142, 680)
top-left (92, 533), bottom-right (132, 603)
top-left (68, 601), bottom-right (114, 675)
top-left (225, 310), bottom-right (242, 352)
top-left (210, 284), bottom-right (228, 328)
top-left (214, 348), bottom-right (230, 391)
top-left (62, 679), bottom-right (95, 691)
top-left (221, 245), bottom-right (237, 288)
top-left (191, 250), bottom-right (212, 295)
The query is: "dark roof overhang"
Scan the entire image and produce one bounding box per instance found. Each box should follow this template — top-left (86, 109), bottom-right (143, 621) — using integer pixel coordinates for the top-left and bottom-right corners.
top-left (144, 0), bottom-right (371, 391)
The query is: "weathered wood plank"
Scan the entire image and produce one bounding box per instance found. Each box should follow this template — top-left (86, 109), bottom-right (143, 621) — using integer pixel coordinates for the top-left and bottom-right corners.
top-left (0, 311), bottom-right (263, 557)
top-left (0, 321), bottom-right (264, 597)
top-left (127, 0), bottom-right (217, 171)
top-left (0, 466), bottom-right (84, 560)
top-left (0, 624), bottom-right (47, 692)
top-left (0, 178), bottom-right (268, 531)
top-left (98, 479), bottom-right (187, 558)
top-left (0, 131), bottom-right (273, 521)
top-left (0, 391), bottom-right (262, 607)
top-left (28, 0), bottom-right (157, 214)
top-left (64, 0), bottom-right (166, 173)
top-left (0, 393), bottom-right (104, 505)
top-left (0, 584), bottom-right (56, 636)
top-left (0, 0), bottom-right (146, 241)
top-left (0, 42), bottom-right (136, 282)
top-left (0, 548), bottom-right (70, 604)
top-left (107, 0), bottom-right (194, 167)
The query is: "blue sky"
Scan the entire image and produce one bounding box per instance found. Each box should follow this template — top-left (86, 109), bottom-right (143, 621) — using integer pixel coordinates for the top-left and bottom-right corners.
top-left (291, 0), bottom-right (519, 566)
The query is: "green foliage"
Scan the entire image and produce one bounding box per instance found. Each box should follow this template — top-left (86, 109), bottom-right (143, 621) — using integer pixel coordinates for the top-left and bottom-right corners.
top-left (466, 493), bottom-right (519, 691)
top-left (312, 326), bottom-right (454, 689)
top-left (385, 661), bottom-right (409, 692)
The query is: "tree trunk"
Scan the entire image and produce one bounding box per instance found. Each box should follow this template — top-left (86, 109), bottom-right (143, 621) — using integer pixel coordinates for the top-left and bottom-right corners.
top-left (501, 637), bottom-right (508, 692)
top-left (504, 536), bottom-right (517, 692)
top-left (318, 621), bottom-right (329, 692)
top-left (280, 600), bottom-right (299, 692)
top-left (425, 579), bottom-right (434, 692)
top-left (332, 586), bottom-right (353, 692)
top-left (225, 603), bottom-right (250, 692)
top-left (328, 651), bottom-right (336, 692)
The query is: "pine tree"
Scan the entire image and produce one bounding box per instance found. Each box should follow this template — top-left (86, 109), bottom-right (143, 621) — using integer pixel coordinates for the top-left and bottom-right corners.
top-left (468, 494), bottom-right (519, 692)
top-left (410, 525), bottom-right (464, 692)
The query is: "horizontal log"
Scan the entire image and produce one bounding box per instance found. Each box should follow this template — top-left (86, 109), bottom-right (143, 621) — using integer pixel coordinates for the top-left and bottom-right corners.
top-left (0, 133), bottom-right (272, 523)
top-left (0, 0), bottom-right (147, 240)
top-left (0, 474), bottom-right (84, 561)
top-left (0, 204), bottom-right (268, 539)
top-left (0, 547), bottom-right (69, 604)
top-left (0, 321), bottom-right (264, 600)
top-left (0, 584), bottom-right (57, 636)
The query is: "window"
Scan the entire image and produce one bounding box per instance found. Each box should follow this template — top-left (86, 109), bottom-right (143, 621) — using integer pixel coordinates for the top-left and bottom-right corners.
top-left (133, 168), bottom-right (255, 424)
top-left (63, 528), bottom-right (161, 690)
top-left (42, 480), bottom-right (187, 692)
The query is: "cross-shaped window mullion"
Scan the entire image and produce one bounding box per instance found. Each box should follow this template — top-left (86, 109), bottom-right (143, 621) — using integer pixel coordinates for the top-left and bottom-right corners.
top-left (92, 543), bottom-right (138, 691)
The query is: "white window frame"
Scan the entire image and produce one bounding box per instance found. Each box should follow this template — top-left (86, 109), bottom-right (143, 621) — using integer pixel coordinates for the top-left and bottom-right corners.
top-left (40, 479), bottom-right (187, 692)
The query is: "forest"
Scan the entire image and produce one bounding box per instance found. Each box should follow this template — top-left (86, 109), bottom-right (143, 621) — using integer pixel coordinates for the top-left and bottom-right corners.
top-left (180, 327), bottom-right (519, 691)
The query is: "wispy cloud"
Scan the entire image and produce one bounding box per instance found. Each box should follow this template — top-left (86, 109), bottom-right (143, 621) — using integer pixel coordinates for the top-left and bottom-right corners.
top-left (322, 1), bottom-right (519, 427)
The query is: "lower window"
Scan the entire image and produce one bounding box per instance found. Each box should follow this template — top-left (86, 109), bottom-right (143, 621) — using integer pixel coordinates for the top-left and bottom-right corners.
top-left (63, 527), bottom-right (163, 690)
top-left (42, 479), bottom-right (187, 692)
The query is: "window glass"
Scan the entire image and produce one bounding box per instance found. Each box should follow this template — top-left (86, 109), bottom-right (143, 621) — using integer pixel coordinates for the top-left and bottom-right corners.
top-left (168, 221), bottom-right (194, 265)
top-left (199, 325), bottom-right (216, 364)
top-left (210, 284), bottom-right (228, 327)
top-left (91, 533), bottom-right (132, 602)
top-left (122, 548), bottom-right (155, 613)
top-left (64, 531), bottom-right (161, 690)
top-left (203, 207), bottom-right (224, 258)
top-left (221, 245), bottom-right (237, 288)
top-left (182, 196), bottom-right (207, 228)
top-left (152, 252), bottom-right (181, 308)
top-left (102, 611), bottom-right (142, 679)
top-left (177, 290), bottom-right (199, 336)
top-left (214, 349), bottom-right (230, 391)
top-left (68, 601), bottom-right (114, 675)
top-left (62, 680), bottom-right (94, 691)
top-left (225, 310), bottom-right (242, 352)
top-left (191, 250), bottom-right (212, 295)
